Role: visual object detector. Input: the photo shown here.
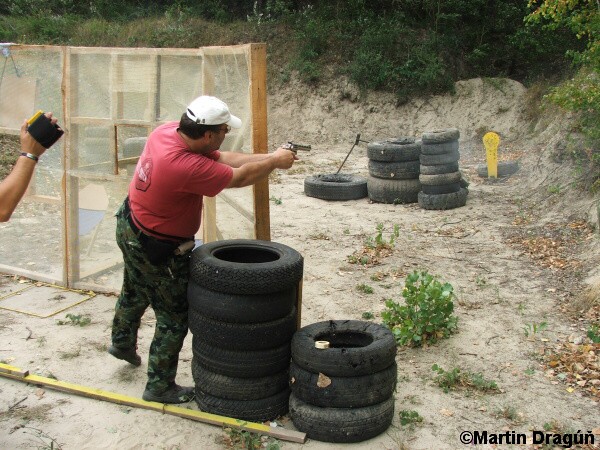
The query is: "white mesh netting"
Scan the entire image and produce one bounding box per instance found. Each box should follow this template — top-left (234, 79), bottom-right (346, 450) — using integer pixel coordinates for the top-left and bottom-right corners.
top-left (0, 43), bottom-right (268, 293)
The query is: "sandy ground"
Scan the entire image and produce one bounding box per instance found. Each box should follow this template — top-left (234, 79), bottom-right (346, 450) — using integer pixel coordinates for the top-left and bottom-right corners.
top-left (1, 78), bottom-right (599, 449)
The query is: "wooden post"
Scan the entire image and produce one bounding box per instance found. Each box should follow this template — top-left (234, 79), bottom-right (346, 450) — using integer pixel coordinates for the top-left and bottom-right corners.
top-left (201, 53), bottom-right (218, 243)
top-left (64, 47), bottom-right (81, 286)
top-left (61, 45), bottom-right (70, 287)
top-left (248, 44), bottom-right (270, 241)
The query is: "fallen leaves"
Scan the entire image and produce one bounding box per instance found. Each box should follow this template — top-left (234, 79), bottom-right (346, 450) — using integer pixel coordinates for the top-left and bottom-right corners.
top-left (542, 341), bottom-right (600, 400)
top-left (317, 373), bottom-right (331, 388)
top-left (506, 220), bottom-right (593, 271)
top-left (508, 235), bottom-right (575, 270)
top-left (347, 245), bottom-right (394, 267)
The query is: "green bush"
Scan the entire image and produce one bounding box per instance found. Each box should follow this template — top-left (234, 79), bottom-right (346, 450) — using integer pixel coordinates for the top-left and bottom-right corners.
top-left (0, 0), bottom-right (583, 104)
top-left (345, 17), bottom-right (454, 100)
top-left (524, 0), bottom-right (600, 191)
top-left (545, 68), bottom-right (600, 191)
top-left (382, 270), bottom-right (458, 347)
top-left (291, 15), bottom-right (330, 83)
top-left (399, 409), bottom-right (423, 427)
top-left (431, 364), bottom-right (498, 393)
top-left (588, 324), bottom-right (600, 343)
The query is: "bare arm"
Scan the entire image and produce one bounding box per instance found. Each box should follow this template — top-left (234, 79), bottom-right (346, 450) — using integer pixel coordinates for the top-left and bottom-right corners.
top-left (0, 115), bottom-right (56, 222)
top-left (223, 147), bottom-right (297, 188)
top-left (217, 151), bottom-right (273, 168)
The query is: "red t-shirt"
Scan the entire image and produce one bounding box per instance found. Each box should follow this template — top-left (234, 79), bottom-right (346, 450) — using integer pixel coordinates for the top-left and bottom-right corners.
top-left (128, 122), bottom-right (233, 239)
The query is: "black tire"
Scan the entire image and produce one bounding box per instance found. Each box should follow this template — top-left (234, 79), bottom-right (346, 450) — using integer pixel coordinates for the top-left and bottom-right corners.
top-left (367, 176), bottom-right (420, 204)
top-left (291, 320), bottom-right (397, 377)
top-left (187, 280), bottom-right (295, 323)
top-left (304, 174), bottom-right (368, 201)
top-left (189, 307), bottom-right (297, 351)
top-left (123, 136), bottom-right (147, 157)
top-left (189, 239), bottom-right (303, 295)
top-left (420, 140), bottom-right (459, 155)
top-left (419, 162), bottom-right (459, 175)
top-left (368, 159), bottom-right (420, 179)
top-left (421, 128), bottom-right (460, 144)
top-left (289, 394), bottom-right (395, 443)
top-left (418, 187), bottom-right (468, 210)
top-left (196, 388), bottom-right (290, 422)
top-left (477, 161), bottom-right (519, 177)
top-left (366, 138), bottom-right (421, 162)
top-left (289, 360), bottom-right (397, 408)
top-left (420, 150), bottom-right (460, 165)
top-left (192, 358), bottom-right (289, 400)
top-left (421, 182), bottom-right (461, 195)
top-left (192, 335), bottom-right (291, 378)
top-left (419, 171), bottom-right (462, 186)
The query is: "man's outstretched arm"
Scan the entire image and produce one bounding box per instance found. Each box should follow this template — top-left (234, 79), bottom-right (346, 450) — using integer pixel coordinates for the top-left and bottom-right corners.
top-left (0, 114), bottom-right (56, 222)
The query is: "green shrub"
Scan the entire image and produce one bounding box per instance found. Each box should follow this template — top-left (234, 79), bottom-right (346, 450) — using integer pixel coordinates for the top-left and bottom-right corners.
top-left (56, 313), bottom-right (91, 327)
top-left (382, 270), bottom-right (458, 347)
top-left (356, 283), bottom-right (374, 294)
top-left (432, 364), bottom-right (498, 393)
top-left (348, 19), bottom-right (454, 101)
top-left (588, 324), bottom-right (600, 343)
top-left (398, 409), bottom-right (423, 427)
top-left (291, 15), bottom-right (330, 83)
top-left (545, 68), bottom-right (600, 191)
top-left (0, 0), bottom-right (584, 106)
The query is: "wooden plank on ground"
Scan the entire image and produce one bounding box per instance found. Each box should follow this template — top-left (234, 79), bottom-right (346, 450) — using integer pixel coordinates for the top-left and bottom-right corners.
top-left (0, 363), bottom-right (306, 444)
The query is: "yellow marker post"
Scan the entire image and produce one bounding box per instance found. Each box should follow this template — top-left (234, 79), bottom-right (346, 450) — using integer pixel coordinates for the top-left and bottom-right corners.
top-left (483, 132), bottom-right (500, 178)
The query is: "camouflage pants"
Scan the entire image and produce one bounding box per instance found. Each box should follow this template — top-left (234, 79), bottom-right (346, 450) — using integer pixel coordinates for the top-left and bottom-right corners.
top-left (112, 201), bottom-right (190, 393)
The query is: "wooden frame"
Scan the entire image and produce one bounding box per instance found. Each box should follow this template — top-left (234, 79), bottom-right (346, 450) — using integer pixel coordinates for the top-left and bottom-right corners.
top-left (1, 44), bottom-right (270, 293)
top-left (200, 44), bottom-right (270, 243)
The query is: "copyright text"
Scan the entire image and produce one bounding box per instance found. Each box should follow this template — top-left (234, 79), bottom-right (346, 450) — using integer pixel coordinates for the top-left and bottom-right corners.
top-left (459, 430), bottom-right (596, 447)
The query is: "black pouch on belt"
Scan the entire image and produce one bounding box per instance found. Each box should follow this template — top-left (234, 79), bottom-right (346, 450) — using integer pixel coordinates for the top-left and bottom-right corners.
top-left (141, 236), bottom-right (179, 265)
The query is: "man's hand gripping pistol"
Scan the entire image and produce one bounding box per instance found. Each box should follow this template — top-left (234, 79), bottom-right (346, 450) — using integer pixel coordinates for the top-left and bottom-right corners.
top-left (282, 141), bottom-right (311, 154)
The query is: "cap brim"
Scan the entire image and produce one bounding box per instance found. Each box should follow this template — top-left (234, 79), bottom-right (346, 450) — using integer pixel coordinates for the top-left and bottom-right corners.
top-left (227, 114), bottom-right (242, 129)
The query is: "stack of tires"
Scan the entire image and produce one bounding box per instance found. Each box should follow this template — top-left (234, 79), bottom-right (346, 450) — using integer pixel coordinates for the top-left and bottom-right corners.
top-left (188, 239), bottom-right (304, 422)
top-left (366, 138), bottom-right (422, 204)
top-left (418, 128), bottom-right (468, 210)
top-left (289, 320), bottom-right (397, 443)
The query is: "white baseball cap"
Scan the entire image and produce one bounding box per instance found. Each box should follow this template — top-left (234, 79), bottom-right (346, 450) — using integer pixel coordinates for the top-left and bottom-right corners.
top-left (186, 95), bottom-right (242, 129)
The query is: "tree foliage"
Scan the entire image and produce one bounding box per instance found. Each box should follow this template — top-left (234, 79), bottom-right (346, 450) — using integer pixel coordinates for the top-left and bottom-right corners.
top-left (527, 0), bottom-right (600, 190)
top-left (1, 0), bottom-right (595, 185)
top-left (527, 0), bottom-right (600, 67)
top-left (0, 0), bottom-right (586, 98)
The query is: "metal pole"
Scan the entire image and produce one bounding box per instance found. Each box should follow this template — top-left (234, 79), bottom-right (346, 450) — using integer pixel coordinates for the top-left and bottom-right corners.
top-left (336, 133), bottom-right (369, 174)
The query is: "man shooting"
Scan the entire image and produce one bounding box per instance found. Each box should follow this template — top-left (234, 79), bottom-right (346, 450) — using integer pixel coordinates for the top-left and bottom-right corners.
top-left (109, 95), bottom-right (297, 403)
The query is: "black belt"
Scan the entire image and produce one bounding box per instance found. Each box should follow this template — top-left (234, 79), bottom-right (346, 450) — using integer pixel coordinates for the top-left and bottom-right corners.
top-left (123, 199), bottom-right (189, 244)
